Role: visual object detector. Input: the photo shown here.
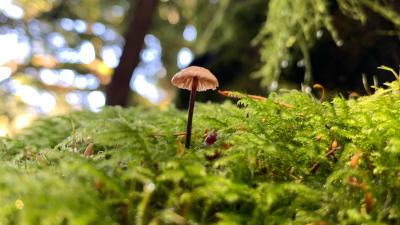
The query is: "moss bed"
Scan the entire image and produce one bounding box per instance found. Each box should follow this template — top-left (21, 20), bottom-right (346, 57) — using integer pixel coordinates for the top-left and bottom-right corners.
top-left (1, 82), bottom-right (400, 224)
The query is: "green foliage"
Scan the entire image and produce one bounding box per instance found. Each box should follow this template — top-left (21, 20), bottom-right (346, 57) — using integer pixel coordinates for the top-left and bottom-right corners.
top-left (3, 81), bottom-right (400, 224)
top-left (255, 0), bottom-right (400, 87)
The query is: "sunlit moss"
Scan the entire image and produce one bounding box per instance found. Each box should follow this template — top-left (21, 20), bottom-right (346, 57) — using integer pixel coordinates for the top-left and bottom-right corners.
top-left (1, 81), bottom-right (400, 223)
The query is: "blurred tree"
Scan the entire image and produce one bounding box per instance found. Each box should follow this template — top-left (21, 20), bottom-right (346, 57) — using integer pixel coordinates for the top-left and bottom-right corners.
top-left (106, 0), bottom-right (159, 106)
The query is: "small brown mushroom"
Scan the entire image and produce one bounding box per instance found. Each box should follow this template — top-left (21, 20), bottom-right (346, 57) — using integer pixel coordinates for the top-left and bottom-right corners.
top-left (171, 66), bottom-right (219, 148)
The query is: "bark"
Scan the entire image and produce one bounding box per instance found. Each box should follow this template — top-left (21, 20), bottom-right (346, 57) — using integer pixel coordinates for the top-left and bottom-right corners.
top-left (106, 0), bottom-right (159, 106)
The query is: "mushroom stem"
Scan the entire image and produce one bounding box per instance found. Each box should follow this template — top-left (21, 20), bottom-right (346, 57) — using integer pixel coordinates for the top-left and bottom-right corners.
top-left (185, 76), bottom-right (198, 148)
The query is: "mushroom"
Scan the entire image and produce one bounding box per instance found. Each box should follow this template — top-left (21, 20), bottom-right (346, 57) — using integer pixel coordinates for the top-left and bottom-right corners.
top-left (171, 66), bottom-right (219, 148)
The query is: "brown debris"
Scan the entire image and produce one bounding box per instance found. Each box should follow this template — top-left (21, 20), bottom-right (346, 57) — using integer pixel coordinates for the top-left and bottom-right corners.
top-left (83, 143), bottom-right (94, 157)
top-left (310, 163), bottom-right (321, 174)
top-left (350, 151), bottom-right (363, 168)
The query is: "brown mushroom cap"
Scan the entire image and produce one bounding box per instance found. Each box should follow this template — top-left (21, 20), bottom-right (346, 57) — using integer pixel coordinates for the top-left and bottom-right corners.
top-left (171, 66), bottom-right (219, 91)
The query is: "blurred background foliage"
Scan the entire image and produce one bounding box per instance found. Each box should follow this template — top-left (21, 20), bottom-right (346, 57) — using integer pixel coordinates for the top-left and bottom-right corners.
top-left (0, 0), bottom-right (400, 136)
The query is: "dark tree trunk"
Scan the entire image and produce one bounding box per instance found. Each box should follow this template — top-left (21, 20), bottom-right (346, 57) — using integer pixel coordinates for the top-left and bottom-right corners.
top-left (106, 0), bottom-right (159, 106)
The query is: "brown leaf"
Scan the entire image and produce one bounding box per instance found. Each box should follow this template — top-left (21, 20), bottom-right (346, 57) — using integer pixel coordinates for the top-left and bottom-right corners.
top-left (84, 143), bottom-right (94, 157)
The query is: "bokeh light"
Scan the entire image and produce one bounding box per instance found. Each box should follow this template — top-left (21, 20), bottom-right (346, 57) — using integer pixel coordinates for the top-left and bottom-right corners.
top-left (74, 75), bottom-right (88, 89)
top-left (78, 41), bottom-right (96, 64)
top-left (0, 0), bottom-right (24, 20)
top-left (0, 33), bottom-right (30, 65)
top-left (48, 32), bottom-right (66, 48)
top-left (66, 92), bottom-right (81, 106)
top-left (130, 73), bottom-right (163, 103)
top-left (38, 91), bottom-right (56, 113)
top-left (74, 19), bottom-right (87, 33)
top-left (59, 69), bottom-right (75, 87)
top-left (128, 34), bottom-right (166, 103)
top-left (177, 47), bottom-right (193, 68)
top-left (14, 114), bottom-right (33, 130)
top-left (60, 18), bottom-right (74, 31)
top-left (0, 66), bottom-right (12, 82)
top-left (183, 24), bottom-right (197, 42)
top-left (101, 45), bottom-right (121, 68)
top-left (92, 22), bottom-right (106, 36)
top-left (0, 128), bottom-right (7, 137)
top-left (0, 0), bottom-right (202, 136)
top-left (14, 84), bottom-right (39, 106)
top-left (57, 48), bottom-right (79, 63)
top-left (87, 91), bottom-right (105, 112)
top-left (39, 69), bottom-right (58, 85)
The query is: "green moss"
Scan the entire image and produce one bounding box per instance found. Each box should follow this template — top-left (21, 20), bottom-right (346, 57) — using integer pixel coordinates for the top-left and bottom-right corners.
top-left (2, 82), bottom-right (400, 224)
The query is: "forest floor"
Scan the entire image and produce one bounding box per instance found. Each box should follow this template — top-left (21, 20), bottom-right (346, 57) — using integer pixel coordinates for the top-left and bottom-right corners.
top-left (1, 81), bottom-right (400, 224)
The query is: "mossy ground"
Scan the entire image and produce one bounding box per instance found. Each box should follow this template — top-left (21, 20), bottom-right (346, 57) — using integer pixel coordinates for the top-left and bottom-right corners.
top-left (1, 82), bottom-right (400, 224)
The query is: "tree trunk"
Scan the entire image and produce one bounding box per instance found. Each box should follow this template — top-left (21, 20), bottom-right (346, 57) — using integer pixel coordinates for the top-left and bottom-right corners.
top-left (106, 0), bottom-right (159, 106)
